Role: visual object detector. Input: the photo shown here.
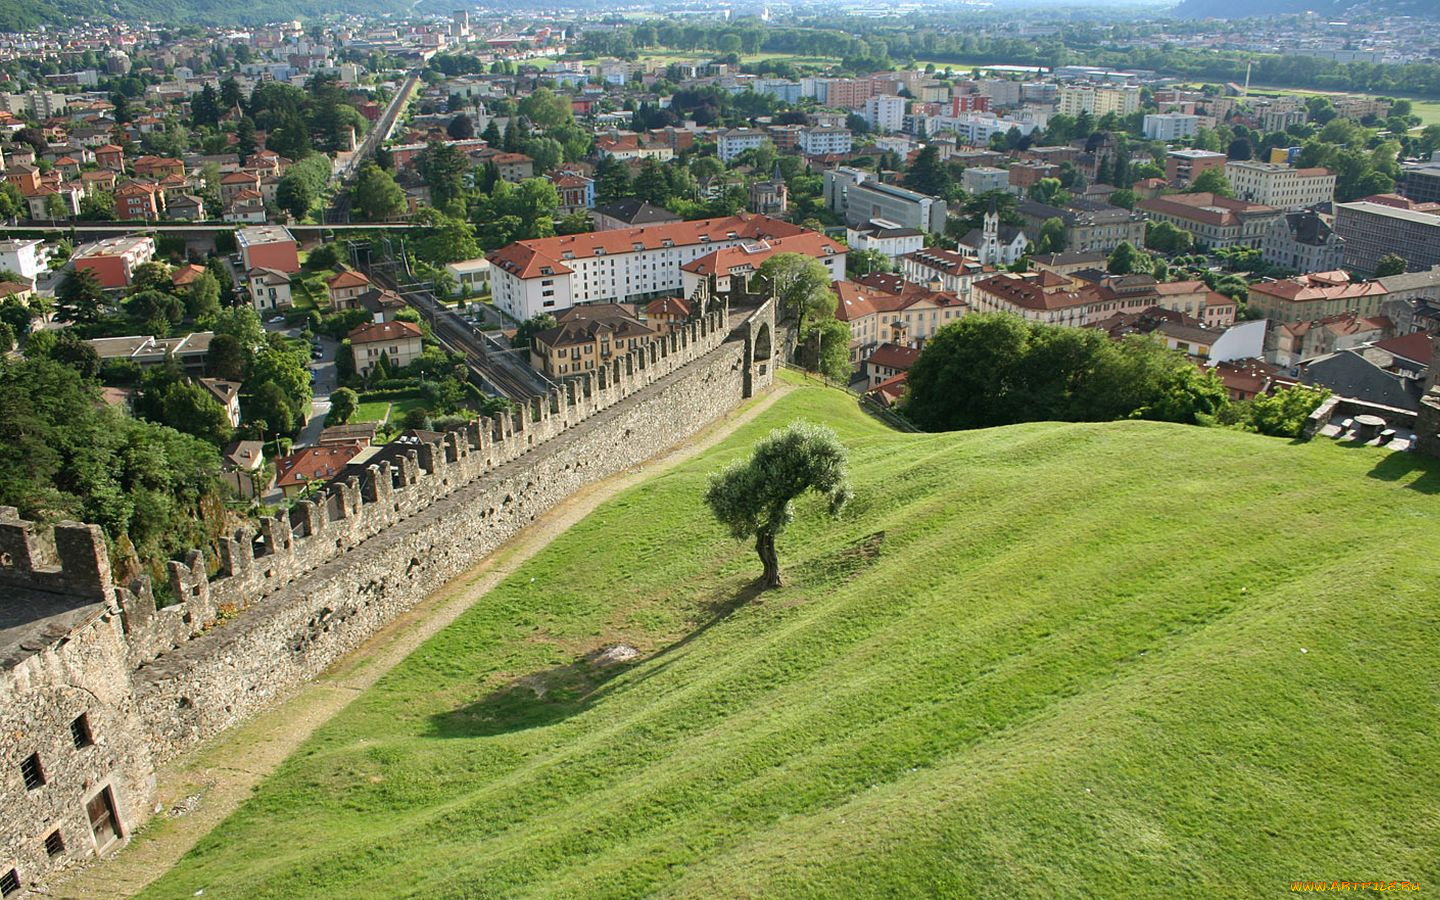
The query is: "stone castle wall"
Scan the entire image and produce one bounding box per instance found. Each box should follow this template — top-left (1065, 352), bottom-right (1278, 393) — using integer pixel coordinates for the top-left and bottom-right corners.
top-left (0, 301), bottom-right (774, 892)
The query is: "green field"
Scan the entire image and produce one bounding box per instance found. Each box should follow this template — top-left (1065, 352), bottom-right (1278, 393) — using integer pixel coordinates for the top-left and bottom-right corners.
top-left (145, 380), bottom-right (1440, 897)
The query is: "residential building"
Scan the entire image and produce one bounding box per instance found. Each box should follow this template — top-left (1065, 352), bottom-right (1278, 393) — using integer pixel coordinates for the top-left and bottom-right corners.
top-left (680, 231), bottom-right (847, 305)
top-left (748, 176), bottom-right (788, 217)
top-left (1058, 84), bottom-right (1141, 118)
top-left (590, 199), bottom-right (682, 232)
top-left (1246, 270), bottom-right (1389, 321)
top-left (1142, 113), bottom-right (1199, 141)
top-left (551, 173), bottom-right (595, 216)
top-left (717, 128), bottom-right (767, 163)
top-left (1263, 211), bottom-right (1346, 273)
top-left (846, 224), bottom-right (925, 262)
top-left (643, 296), bottom-right (692, 334)
top-left (529, 303), bottom-right (657, 378)
top-left (167, 193), bottom-right (206, 221)
top-left (199, 377), bottom-right (242, 427)
top-left (865, 342), bottom-right (921, 388)
top-left (1225, 161), bottom-right (1335, 208)
top-left (1267, 312), bottom-right (1393, 367)
top-left (274, 443), bottom-right (366, 497)
top-left (0, 238), bottom-right (51, 282)
top-left (863, 95), bottom-right (905, 134)
top-left (489, 214), bottom-right (837, 320)
top-left (797, 127), bottom-right (852, 157)
top-left (961, 166), bottom-right (1009, 195)
top-left (221, 440), bottom-right (268, 499)
top-left (1138, 193), bottom-right (1283, 250)
top-left (348, 320), bottom-right (423, 374)
top-left (86, 331), bottom-right (213, 372)
top-left (132, 156), bottom-right (184, 179)
top-left (115, 181), bottom-right (165, 220)
top-left (1165, 149), bottom-right (1228, 188)
top-left (898, 247), bottom-right (987, 298)
top-left (247, 267), bottom-right (293, 312)
top-left (325, 268), bottom-right (372, 307)
top-left (94, 144), bottom-right (124, 171)
top-left (71, 235), bottom-right (156, 288)
top-left (834, 277), bottom-right (967, 366)
top-left (1333, 200), bottom-right (1440, 275)
top-left (236, 224), bottom-right (300, 274)
top-left (1018, 198), bottom-right (1147, 254)
top-left (219, 170), bottom-right (261, 204)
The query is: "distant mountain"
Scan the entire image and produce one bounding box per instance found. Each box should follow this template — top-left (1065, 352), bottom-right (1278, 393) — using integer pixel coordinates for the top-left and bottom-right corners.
top-left (1174, 0), bottom-right (1440, 18)
top-left (0, 0), bottom-right (403, 30)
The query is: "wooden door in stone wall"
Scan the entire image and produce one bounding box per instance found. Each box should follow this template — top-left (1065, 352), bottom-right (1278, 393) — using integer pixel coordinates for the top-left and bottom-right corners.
top-left (87, 787), bottom-right (120, 850)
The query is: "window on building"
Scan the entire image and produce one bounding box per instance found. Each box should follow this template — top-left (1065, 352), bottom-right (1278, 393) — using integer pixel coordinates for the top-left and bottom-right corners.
top-left (44, 830), bottom-right (64, 858)
top-left (71, 713), bottom-right (94, 749)
top-left (20, 753), bottom-right (45, 790)
top-left (0, 869), bottom-right (18, 897)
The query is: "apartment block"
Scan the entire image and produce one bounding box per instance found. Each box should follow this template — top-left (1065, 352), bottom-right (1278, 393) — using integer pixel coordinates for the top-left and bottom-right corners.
top-left (1225, 161), bottom-right (1335, 209)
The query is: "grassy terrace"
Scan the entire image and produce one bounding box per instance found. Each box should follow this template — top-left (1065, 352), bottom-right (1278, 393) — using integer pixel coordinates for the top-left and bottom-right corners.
top-left (146, 378), bottom-right (1440, 897)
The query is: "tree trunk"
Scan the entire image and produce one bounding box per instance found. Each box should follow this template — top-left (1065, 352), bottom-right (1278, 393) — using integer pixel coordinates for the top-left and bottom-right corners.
top-left (756, 531), bottom-right (782, 588)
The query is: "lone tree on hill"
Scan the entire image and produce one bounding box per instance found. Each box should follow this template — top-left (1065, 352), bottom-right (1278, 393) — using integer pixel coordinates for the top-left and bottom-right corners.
top-left (705, 422), bottom-right (853, 589)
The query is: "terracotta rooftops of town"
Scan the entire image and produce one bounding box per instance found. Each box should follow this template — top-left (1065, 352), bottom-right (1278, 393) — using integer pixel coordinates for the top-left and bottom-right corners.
top-left (274, 442), bottom-right (366, 490)
top-left (899, 246), bottom-right (986, 277)
top-left (348, 320), bottom-right (421, 344)
top-left (1139, 192), bottom-right (1278, 227)
top-left (326, 268), bottom-right (371, 289)
top-left (1251, 271), bottom-right (1388, 302)
top-left (681, 232), bottom-right (843, 278)
top-left (644, 296), bottom-right (691, 317)
top-left (867, 342), bottom-right (921, 371)
top-left (1370, 331), bottom-right (1436, 366)
top-left (488, 214), bottom-right (809, 280)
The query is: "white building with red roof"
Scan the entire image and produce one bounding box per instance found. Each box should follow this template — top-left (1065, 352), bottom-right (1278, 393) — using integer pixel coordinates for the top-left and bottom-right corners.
top-left (488, 214), bottom-right (844, 320)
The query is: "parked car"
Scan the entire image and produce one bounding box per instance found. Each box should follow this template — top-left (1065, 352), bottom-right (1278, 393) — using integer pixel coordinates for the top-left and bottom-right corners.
top-left (268, 315), bottom-right (285, 324)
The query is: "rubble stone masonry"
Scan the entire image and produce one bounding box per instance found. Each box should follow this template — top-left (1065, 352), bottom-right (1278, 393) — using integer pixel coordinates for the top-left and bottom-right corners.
top-left (0, 302), bottom-right (775, 891)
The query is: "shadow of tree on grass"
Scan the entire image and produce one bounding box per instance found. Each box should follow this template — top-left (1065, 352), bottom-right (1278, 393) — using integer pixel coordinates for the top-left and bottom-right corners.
top-left (426, 580), bottom-right (766, 739)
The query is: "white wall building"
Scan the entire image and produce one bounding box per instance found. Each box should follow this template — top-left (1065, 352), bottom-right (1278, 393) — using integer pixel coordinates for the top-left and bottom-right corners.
top-left (797, 126), bottom-right (853, 156)
top-left (717, 129), bottom-right (767, 163)
top-left (863, 95), bottom-right (905, 134)
top-left (0, 238), bottom-right (53, 282)
top-left (1225, 161), bottom-right (1336, 209)
top-left (488, 215), bottom-right (842, 320)
top-left (1142, 113), bottom-right (1200, 141)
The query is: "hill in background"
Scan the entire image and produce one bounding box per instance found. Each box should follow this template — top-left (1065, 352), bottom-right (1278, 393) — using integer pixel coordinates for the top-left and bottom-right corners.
top-left (1174, 0), bottom-right (1440, 19)
top-left (0, 0), bottom-right (402, 31)
top-left (143, 377), bottom-right (1440, 897)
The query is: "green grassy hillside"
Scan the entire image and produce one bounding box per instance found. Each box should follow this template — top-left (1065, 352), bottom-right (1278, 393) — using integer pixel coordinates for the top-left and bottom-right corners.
top-left (144, 379), bottom-right (1440, 898)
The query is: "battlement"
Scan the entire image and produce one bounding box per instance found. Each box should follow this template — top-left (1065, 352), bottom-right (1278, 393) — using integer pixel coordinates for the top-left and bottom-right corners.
top-left (118, 307), bottom-right (732, 666)
top-left (0, 508), bottom-right (112, 604)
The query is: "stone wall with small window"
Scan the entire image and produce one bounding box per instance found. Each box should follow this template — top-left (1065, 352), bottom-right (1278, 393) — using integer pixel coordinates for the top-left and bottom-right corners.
top-left (0, 605), bottom-right (154, 892)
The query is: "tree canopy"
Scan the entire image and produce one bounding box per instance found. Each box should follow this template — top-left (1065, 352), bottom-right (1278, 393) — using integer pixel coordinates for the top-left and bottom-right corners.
top-left (705, 421), bottom-right (853, 588)
top-left (903, 313), bottom-right (1228, 432)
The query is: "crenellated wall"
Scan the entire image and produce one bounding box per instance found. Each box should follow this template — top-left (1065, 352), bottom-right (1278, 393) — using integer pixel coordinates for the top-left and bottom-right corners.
top-left (0, 301), bottom-right (775, 893)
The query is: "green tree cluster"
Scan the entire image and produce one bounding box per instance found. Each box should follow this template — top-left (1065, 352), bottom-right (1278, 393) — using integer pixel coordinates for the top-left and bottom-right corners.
top-left (903, 313), bottom-right (1228, 431)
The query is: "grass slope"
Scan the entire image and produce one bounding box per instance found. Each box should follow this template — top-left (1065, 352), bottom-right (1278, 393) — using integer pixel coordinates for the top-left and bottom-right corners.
top-left (144, 378), bottom-right (1440, 898)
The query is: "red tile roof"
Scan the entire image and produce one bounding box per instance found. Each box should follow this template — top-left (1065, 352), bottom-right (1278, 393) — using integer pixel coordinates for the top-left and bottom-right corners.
top-left (275, 442), bottom-right (366, 490)
top-left (867, 342), bottom-right (921, 371)
top-left (488, 214), bottom-right (809, 280)
top-left (348, 320), bottom-right (422, 344)
top-left (681, 232), bottom-right (843, 277)
top-left (1371, 331), bottom-right (1435, 365)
